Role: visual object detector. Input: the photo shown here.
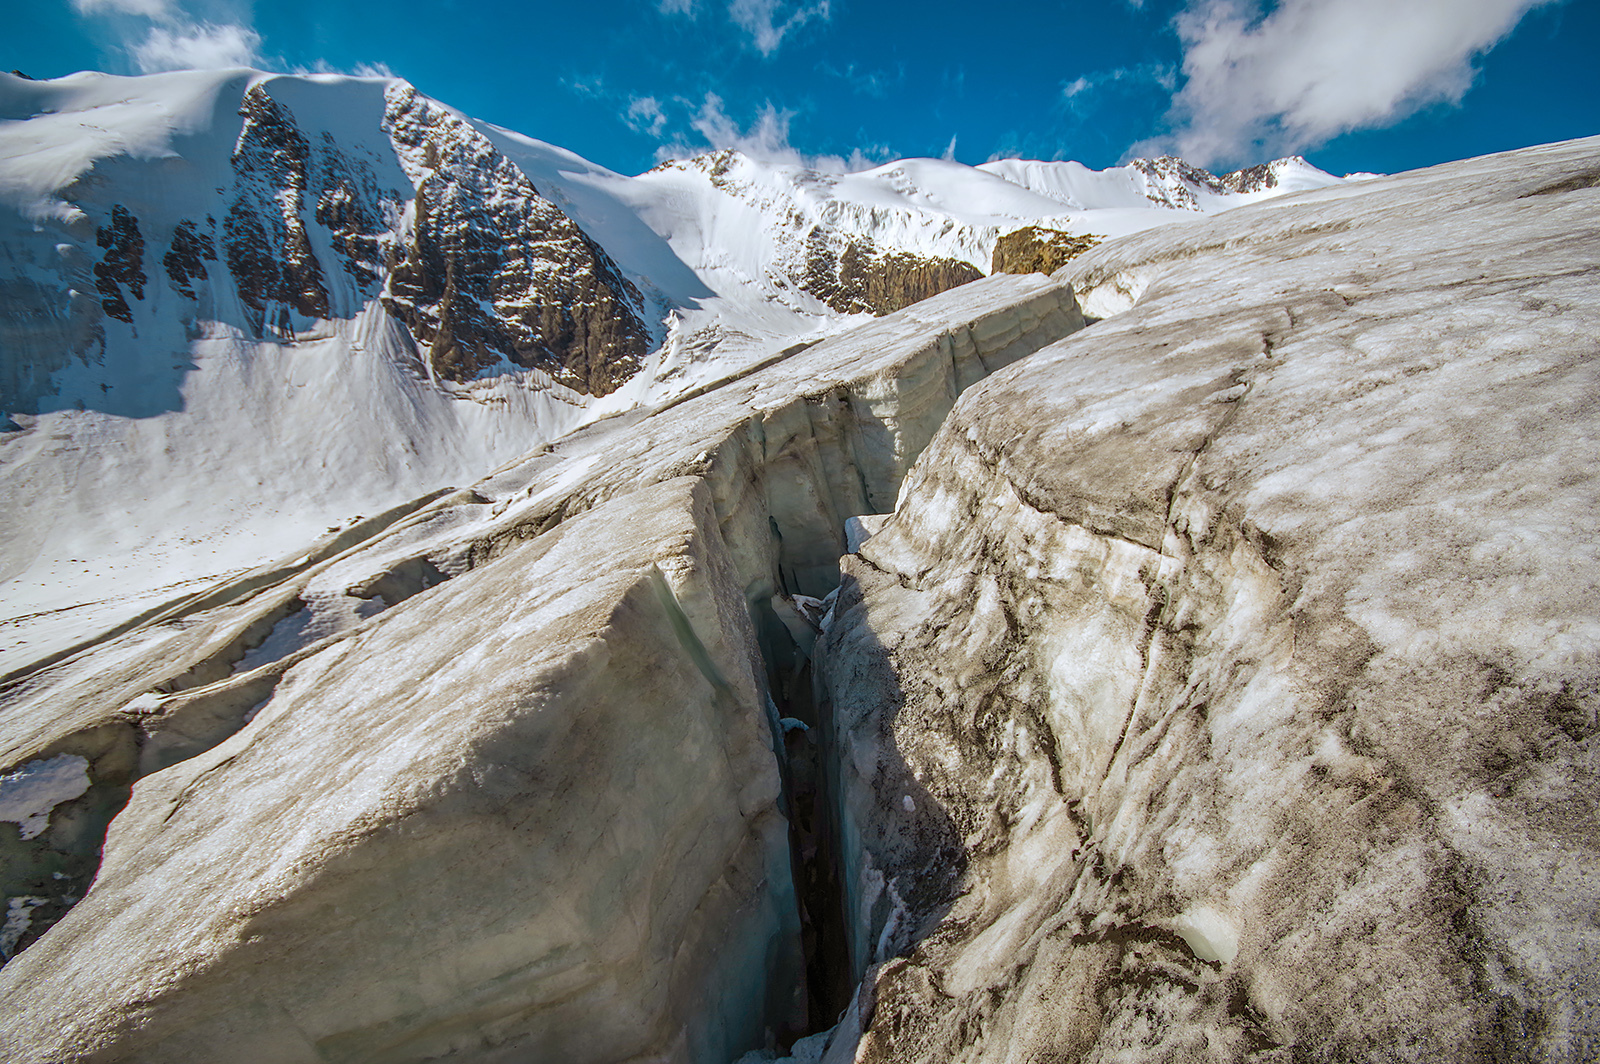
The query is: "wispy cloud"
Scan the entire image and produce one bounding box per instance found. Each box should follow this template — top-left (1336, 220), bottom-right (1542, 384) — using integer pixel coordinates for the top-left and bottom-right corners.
top-left (655, 92), bottom-right (887, 172)
top-left (816, 59), bottom-right (903, 98)
top-left (71, 0), bottom-right (173, 17)
top-left (67, 0), bottom-right (265, 74)
top-left (728, 0), bottom-right (831, 55)
top-left (1062, 62), bottom-right (1176, 108)
top-left (294, 58), bottom-right (398, 78)
top-left (659, 0), bottom-right (831, 56)
top-left (1146, 0), bottom-right (1561, 166)
top-left (626, 95), bottom-right (668, 137)
top-left (941, 134), bottom-right (958, 161)
top-left (562, 73), bottom-right (608, 98)
top-left (130, 21), bottom-right (261, 72)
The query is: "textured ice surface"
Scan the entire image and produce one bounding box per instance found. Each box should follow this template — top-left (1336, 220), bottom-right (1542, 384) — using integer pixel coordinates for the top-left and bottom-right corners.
top-left (0, 479), bottom-right (801, 1063)
top-left (819, 136), bottom-right (1600, 1062)
top-left (0, 271), bottom-right (1084, 1062)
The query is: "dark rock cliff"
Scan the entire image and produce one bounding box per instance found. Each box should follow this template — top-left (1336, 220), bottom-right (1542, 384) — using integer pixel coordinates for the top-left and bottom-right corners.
top-left (93, 205), bottom-right (145, 325)
top-left (163, 219), bottom-right (216, 301)
top-left (225, 84), bottom-right (331, 329)
top-left (380, 85), bottom-right (649, 394)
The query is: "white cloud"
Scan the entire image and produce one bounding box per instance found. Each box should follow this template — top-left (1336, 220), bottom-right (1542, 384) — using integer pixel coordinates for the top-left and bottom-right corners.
top-left (626, 96), bottom-right (668, 137)
top-left (656, 92), bottom-right (885, 173)
top-left (131, 21), bottom-right (261, 72)
top-left (728, 0), bottom-right (831, 56)
top-left (658, 0), bottom-right (697, 13)
top-left (71, 0), bottom-right (174, 17)
top-left (941, 134), bottom-right (958, 161)
top-left (688, 92), bottom-right (806, 163)
top-left (1149, 0), bottom-right (1559, 166)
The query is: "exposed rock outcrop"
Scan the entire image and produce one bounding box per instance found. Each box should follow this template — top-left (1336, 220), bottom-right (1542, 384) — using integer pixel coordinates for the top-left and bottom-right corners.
top-left (654, 149), bottom-right (990, 318)
top-left (162, 219), bottom-right (216, 300)
top-left (1129, 155), bottom-right (1224, 210)
top-left (801, 234), bottom-right (982, 316)
top-left (93, 205), bottom-right (145, 324)
top-left (818, 136), bottom-right (1600, 1062)
top-left (225, 84), bottom-right (331, 328)
top-left (312, 132), bottom-right (387, 290)
top-left (990, 226), bottom-right (1101, 275)
top-left (381, 84), bottom-right (649, 393)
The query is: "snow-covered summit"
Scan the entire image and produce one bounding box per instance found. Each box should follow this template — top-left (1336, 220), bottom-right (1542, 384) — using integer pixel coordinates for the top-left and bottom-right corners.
top-left (978, 152), bottom-right (1353, 215)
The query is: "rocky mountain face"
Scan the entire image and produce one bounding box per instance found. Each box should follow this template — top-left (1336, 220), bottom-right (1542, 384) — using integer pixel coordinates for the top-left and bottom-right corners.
top-left (799, 237), bottom-right (982, 316)
top-left (381, 84), bottom-right (648, 392)
top-left (656, 150), bottom-right (988, 316)
top-left (225, 83), bottom-right (336, 327)
top-left (4, 75), bottom-right (649, 408)
top-left (92, 204), bottom-right (147, 324)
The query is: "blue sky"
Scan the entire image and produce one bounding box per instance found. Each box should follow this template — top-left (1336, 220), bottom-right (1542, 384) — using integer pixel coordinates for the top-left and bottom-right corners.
top-left (10, 0), bottom-right (1597, 178)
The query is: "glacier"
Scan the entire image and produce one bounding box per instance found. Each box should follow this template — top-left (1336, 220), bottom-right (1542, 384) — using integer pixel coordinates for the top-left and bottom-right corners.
top-left (817, 135), bottom-right (1600, 1063)
top-left (1, 66), bottom-right (1596, 1064)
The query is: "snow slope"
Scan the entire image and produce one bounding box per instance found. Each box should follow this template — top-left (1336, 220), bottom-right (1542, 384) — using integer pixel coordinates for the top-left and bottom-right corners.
top-left (0, 68), bottom-right (1357, 676)
top-left (0, 70), bottom-right (599, 673)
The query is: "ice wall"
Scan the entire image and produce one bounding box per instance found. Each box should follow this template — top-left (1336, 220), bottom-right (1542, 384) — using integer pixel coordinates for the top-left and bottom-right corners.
top-left (815, 136), bottom-right (1600, 1061)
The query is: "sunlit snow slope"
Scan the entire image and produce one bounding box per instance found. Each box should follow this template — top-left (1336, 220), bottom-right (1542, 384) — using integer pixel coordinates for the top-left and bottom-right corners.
top-left (0, 68), bottom-right (1355, 675)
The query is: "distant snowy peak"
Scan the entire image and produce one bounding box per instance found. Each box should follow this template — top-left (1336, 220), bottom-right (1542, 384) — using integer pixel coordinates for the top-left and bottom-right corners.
top-left (977, 154), bottom-right (1355, 213)
top-left (638, 149), bottom-right (996, 315)
top-left (646, 148), bottom-right (1364, 297)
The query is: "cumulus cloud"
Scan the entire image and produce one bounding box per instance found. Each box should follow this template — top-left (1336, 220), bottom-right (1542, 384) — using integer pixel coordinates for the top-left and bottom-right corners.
top-left (728, 0), bottom-right (831, 55)
top-left (686, 92), bottom-right (807, 163)
top-left (131, 21), bottom-right (262, 72)
top-left (655, 92), bottom-right (886, 173)
top-left (1149, 0), bottom-right (1560, 166)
